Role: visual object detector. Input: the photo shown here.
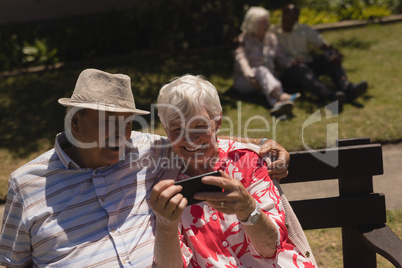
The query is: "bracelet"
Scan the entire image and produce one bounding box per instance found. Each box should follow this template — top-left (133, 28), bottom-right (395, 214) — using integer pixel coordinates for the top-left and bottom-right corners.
top-left (258, 138), bottom-right (268, 146)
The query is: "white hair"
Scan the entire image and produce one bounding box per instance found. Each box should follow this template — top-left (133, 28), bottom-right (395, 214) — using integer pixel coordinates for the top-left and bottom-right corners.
top-left (157, 74), bottom-right (222, 128)
top-left (240, 6), bottom-right (270, 35)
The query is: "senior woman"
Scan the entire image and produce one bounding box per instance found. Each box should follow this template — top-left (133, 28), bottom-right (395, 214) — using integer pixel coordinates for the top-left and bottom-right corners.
top-left (233, 6), bottom-right (300, 117)
top-left (150, 75), bottom-right (316, 267)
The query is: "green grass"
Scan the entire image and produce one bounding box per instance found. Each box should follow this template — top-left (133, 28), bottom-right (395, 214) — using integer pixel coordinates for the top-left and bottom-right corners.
top-left (1, 22), bottom-right (402, 199)
top-left (305, 209), bottom-right (402, 267)
top-left (0, 23), bottom-right (401, 177)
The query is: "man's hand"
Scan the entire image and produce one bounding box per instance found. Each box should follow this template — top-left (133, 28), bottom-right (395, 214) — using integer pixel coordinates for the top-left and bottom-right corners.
top-left (322, 44), bottom-right (343, 66)
top-left (258, 139), bottom-right (290, 180)
top-left (248, 75), bottom-right (260, 89)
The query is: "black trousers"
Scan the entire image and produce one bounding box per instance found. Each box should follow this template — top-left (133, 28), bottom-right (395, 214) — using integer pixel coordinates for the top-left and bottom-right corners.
top-left (280, 54), bottom-right (349, 99)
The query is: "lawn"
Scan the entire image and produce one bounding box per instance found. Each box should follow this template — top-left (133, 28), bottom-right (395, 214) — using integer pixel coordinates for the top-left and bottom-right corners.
top-left (0, 21), bottom-right (401, 267)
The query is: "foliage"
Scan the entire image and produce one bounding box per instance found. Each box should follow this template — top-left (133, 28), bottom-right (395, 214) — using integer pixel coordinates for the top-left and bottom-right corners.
top-left (22, 39), bottom-right (59, 66)
top-left (337, 2), bottom-right (392, 19)
top-left (270, 8), bottom-right (340, 25)
top-left (0, 21), bottom-right (402, 199)
top-left (0, 0), bottom-right (399, 72)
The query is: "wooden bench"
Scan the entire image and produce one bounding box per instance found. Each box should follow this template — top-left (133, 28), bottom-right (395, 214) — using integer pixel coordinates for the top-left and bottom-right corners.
top-left (282, 137), bottom-right (402, 268)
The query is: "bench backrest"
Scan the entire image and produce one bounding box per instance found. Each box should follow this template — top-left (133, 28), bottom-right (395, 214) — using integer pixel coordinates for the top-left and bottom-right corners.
top-left (282, 137), bottom-right (385, 230)
top-left (281, 137), bottom-right (395, 268)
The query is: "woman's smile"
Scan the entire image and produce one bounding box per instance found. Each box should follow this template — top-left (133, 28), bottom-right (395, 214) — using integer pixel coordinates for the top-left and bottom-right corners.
top-left (182, 143), bottom-right (207, 152)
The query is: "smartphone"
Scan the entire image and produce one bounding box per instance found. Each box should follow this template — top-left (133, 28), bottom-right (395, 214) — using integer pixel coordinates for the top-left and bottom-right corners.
top-left (174, 170), bottom-right (222, 206)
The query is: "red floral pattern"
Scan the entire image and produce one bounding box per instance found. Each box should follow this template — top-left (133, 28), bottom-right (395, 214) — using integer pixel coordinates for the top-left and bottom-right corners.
top-left (177, 140), bottom-right (316, 267)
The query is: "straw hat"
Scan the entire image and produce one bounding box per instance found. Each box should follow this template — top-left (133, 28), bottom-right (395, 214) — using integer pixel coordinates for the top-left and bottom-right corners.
top-left (58, 68), bottom-right (150, 115)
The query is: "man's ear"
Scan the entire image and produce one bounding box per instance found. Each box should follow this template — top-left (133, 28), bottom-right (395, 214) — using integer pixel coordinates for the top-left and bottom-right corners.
top-left (70, 114), bottom-right (80, 136)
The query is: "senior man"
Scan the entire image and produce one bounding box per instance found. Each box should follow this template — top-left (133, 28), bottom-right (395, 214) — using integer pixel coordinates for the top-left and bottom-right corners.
top-left (272, 4), bottom-right (368, 103)
top-left (0, 68), bottom-right (290, 267)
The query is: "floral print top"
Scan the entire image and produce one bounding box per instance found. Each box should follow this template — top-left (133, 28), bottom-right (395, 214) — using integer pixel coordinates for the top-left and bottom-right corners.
top-left (176, 140), bottom-right (316, 268)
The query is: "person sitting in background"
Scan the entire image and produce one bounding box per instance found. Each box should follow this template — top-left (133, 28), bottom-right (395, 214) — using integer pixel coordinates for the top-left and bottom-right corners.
top-left (0, 68), bottom-right (291, 267)
top-left (233, 6), bottom-right (300, 117)
top-left (272, 4), bottom-right (368, 104)
top-left (151, 74), bottom-right (317, 267)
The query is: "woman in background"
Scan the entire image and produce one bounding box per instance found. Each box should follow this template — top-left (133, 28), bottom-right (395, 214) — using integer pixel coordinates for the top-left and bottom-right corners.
top-left (233, 6), bottom-right (300, 117)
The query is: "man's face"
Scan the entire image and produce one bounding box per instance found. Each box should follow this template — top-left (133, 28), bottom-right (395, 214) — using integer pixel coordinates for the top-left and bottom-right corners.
top-left (72, 109), bottom-right (134, 169)
top-left (282, 9), bottom-right (299, 32)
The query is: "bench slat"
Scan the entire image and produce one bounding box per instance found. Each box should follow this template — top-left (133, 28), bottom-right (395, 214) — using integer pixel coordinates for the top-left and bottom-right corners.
top-left (283, 143), bottom-right (383, 183)
top-left (289, 193), bottom-right (386, 230)
top-left (282, 139), bottom-right (402, 267)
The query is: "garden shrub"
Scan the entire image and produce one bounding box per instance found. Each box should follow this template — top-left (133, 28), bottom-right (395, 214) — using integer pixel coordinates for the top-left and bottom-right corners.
top-left (0, 0), bottom-right (398, 72)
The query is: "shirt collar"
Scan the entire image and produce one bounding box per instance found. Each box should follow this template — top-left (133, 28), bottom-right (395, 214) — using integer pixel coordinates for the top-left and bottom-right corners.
top-left (275, 22), bottom-right (300, 34)
top-left (55, 132), bottom-right (81, 169)
top-left (55, 132), bottom-right (130, 171)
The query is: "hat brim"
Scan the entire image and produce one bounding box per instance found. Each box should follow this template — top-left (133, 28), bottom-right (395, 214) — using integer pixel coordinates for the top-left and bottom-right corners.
top-left (58, 98), bottom-right (150, 115)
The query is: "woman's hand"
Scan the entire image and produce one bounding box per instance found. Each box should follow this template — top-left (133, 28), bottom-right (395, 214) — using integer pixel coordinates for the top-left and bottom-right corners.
top-left (150, 180), bottom-right (187, 230)
top-left (258, 139), bottom-right (290, 180)
top-left (249, 76), bottom-right (260, 89)
top-left (151, 180), bottom-right (187, 268)
top-left (193, 171), bottom-right (255, 220)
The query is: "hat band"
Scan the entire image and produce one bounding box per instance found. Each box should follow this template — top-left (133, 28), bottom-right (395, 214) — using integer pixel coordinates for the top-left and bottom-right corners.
top-left (70, 94), bottom-right (136, 111)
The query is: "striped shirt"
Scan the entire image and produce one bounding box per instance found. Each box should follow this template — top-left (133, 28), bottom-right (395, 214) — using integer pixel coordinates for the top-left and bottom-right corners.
top-left (0, 131), bottom-right (181, 268)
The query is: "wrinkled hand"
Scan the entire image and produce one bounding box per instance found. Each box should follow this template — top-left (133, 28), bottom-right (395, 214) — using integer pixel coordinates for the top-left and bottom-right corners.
top-left (258, 139), bottom-right (290, 180)
top-left (248, 75), bottom-right (260, 89)
top-left (150, 180), bottom-right (187, 230)
top-left (194, 171), bottom-right (255, 221)
top-left (291, 56), bottom-right (305, 65)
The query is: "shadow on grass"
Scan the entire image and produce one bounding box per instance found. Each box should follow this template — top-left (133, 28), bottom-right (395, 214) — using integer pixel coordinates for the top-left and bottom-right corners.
top-left (333, 37), bottom-right (377, 49)
top-left (220, 86), bottom-right (269, 109)
top-left (0, 48), bottom-right (236, 158)
top-left (0, 70), bottom-right (76, 157)
top-left (1, 47), bottom-right (371, 158)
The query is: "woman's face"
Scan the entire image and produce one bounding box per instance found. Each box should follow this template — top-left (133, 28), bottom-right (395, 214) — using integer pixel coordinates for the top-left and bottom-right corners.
top-left (165, 109), bottom-right (220, 172)
top-left (254, 17), bottom-right (269, 39)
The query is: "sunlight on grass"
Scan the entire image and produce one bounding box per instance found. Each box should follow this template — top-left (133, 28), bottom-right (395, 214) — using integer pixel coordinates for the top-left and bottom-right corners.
top-left (1, 22), bottom-right (401, 201)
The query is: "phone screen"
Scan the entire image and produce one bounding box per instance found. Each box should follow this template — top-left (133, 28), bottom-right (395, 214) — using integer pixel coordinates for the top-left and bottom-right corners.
top-left (174, 170), bottom-right (222, 206)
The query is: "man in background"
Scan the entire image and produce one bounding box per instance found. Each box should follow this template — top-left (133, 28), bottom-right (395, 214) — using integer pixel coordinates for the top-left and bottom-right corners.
top-left (272, 4), bottom-right (368, 104)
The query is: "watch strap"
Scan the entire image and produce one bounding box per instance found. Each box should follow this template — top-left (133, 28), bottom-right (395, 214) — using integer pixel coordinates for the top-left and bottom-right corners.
top-left (238, 200), bottom-right (260, 226)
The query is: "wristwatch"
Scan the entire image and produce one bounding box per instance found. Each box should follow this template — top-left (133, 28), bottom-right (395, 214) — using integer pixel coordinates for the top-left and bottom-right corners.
top-left (258, 138), bottom-right (268, 146)
top-left (238, 201), bottom-right (260, 226)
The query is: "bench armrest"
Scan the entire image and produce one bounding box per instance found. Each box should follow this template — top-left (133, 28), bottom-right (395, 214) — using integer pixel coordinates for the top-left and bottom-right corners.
top-left (358, 224), bottom-right (402, 268)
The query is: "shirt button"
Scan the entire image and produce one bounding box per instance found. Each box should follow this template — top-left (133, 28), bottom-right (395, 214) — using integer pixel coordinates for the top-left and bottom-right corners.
top-left (111, 228), bottom-right (116, 233)
top-left (211, 214), bottom-right (218, 220)
top-left (222, 241), bottom-right (228, 247)
top-left (305, 251), bottom-right (310, 258)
